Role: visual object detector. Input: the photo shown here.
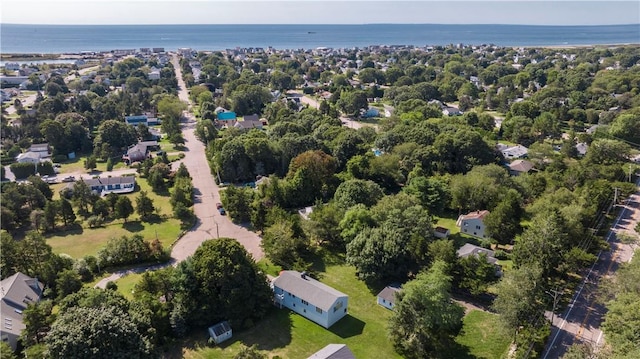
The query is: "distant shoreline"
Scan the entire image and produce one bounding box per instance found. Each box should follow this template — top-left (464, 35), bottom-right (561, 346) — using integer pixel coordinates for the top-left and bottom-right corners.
top-left (2, 43), bottom-right (639, 60)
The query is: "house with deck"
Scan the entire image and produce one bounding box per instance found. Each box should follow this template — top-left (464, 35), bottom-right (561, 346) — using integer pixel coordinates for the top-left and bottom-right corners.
top-left (456, 210), bottom-right (490, 239)
top-left (272, 271), bottom-right (348, 329)
top-left (1, 273), bottom-right (43, 351)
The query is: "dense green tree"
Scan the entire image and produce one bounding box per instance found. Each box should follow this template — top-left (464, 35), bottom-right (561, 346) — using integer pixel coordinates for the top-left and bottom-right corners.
top-left (388, 260), bottom-right (464, 359)
top-left (46, 306), bottom-right (152, 359)
top-left (20, 300), bottom-right (54, 347)
top-left (484, 189), bottom-right (524, 244)
top-left (346, 225), bottom-right (413, 282)
top-left (261, 221), bottom-right (308, 269)
top-left (183, 238), bottom-right (273, 328)
top-left (403, 175), bottom-right (450, 214)
top-left (303, 202), bottom-right (344, 247)
top-left (72, 179), bottom-right (95, 215)
top-left (114, 196), bottom-right (134, 223)
top-left (333, 179), bottom-right (384, 209)
top-left (56, 268), bottom-right (83, 301)
top-left (338, 90), bottom-right (368, 116)
top-left (136, 191), bottom-right (155, 220)
top-left (454, 253), bottom-right (499, 296)
top-left (493, 264), bottom-right (545, 338)
top-left (59, 199), bottom-right (76, 226)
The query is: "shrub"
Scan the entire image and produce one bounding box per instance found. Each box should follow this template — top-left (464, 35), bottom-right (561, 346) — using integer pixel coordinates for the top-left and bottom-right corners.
top-left (37, 161), bottom-right (55, 176)
top-left (87, 215), bottom-right (105, 228)
top-left (52, 154), bottom-right (68, 163)
top-left (494, 249), bottom-right (510, 260)
top-left (10, 162), bottom-right (36, 179)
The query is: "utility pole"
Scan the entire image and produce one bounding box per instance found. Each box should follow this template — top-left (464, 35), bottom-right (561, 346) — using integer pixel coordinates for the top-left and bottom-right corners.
top-left (546, 287), bottom-right (562, 326)
top-left (629, 164), bottom-right (633, 183)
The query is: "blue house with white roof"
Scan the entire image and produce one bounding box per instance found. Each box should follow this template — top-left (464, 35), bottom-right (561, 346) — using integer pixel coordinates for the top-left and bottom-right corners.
top-left (272, 271), bottom-right (348, 328)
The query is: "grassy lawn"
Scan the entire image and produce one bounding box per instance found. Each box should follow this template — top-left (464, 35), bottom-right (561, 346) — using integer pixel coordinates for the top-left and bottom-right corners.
top-left (46, 217), bottom-right (182, 258)
top-left (455, 310), bottom-right (511, 359)
top-left (46, 176), bottom-right (181, 258)
top-left (114, 272), bottom-right (144, 300)
top-left (182, 263), bottom-right (401, 359)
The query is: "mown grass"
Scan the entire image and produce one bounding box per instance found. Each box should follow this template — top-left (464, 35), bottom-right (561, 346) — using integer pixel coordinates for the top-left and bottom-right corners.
top-left (46, 175), bottom-right (181, 258)
top-left (455, 310), bottom-right (511, 359)
top-left (181, 262), bottom-right (400, 359)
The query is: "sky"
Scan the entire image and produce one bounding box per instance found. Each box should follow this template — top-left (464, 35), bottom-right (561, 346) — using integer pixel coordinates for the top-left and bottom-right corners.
top-left (1, 1), bottom-right (639, 26)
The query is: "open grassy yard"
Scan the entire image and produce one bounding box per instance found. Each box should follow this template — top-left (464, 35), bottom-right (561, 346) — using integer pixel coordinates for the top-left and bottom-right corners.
top-left (455, 310), bottom-right (511, 359)
top-left (181, 263), bottom-right (401, 359)
top-left (46, 217), bottom-right (182, 258)
top-left (46, 175), bottom-right (181, 258)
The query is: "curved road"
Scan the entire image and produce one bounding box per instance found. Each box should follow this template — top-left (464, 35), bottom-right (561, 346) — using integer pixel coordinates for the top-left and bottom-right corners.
top-left (95, 54), bottom-right (263, 288)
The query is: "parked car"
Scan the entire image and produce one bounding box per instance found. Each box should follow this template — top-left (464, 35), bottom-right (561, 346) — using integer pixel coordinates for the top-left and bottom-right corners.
top-left (62, 175), bottom-right (76, 182)
top-left (216, 203), bottom-right (226, 215)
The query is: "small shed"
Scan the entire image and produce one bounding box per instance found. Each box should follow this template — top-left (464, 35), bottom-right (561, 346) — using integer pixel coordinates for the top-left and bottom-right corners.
top-left (377, 284), bottom-right (401, 310)
top-left (434, 226), bottom-right (451, 239)
top-left (208, 321), bottom-right (232, 345)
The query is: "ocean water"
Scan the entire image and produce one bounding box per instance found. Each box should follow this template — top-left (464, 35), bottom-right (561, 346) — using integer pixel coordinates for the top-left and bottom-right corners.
top-left (1, 24), bottom-right (639, 54)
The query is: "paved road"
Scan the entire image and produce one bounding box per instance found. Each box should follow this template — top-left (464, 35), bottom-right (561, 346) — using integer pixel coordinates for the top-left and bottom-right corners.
top-left (94, 54), bottom-right (264, 288)
top-left (168, 53), bottom-right (263, 263)
top-left (542, 179), bottom-right (640, 358)
top-left (4, 92), bottom-right (37, 115)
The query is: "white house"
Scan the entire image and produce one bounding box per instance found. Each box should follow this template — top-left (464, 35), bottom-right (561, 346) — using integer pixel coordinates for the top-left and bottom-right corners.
top-left (376, 284), bottom-right (401, 310)
top-left (82, 176), bottom-right (136, 196)
top-left (508, 159), bottom-right (534, 176)
top-left (457, 243), bottom-right (499, 265)
top-left (499, 144), bottom-right (529, 159)
top-left (207, 321), bottom-right (232, 345)
top-left (456, 210), bottom-right (490, 239)
top-left (272, 271), bottom-right (348, 329)
top-left (1, 273), bottom-right (43, 351)
top-left (307, 344), bottom-right (356, 359)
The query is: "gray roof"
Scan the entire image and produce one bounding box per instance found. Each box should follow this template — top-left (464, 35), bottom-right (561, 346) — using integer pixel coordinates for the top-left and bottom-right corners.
top-left (307, 344), bottom-right (356, 359)
top-left (456, 243), bottom-right (498, 265)
top-left (1, 272), bottom-right (43, 337)
top-left (377, 285), bottom-right (401, 305)
top-left (208, 321), bottom-right (231, 337)
top-left (273, 271), bottom-right (347, 311)
top-left (83, 176), bottom-right (136, 187)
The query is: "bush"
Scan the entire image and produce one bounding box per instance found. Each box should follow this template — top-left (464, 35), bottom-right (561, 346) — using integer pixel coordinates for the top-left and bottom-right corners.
top-left (52, 154), bottom-right (68, 163)
top-left (10, 162), bottom-right (36, 179)
top-left (106, 158), bottom-right (114, 171)
top-left (494, 249), bottom-right (510, 260)
top-left (37, 161), bottom-right (55, 176)
top-left (87, 215), bottom-right (105, 228)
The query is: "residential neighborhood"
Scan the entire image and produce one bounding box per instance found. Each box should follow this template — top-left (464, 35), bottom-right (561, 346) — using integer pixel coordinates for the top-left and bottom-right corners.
top-left (1, 36), bottom-right (640, 359)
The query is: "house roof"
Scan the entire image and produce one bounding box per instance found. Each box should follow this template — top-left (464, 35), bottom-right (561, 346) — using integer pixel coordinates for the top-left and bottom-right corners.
top-left (435, 226), bottom-right (450, 234)
top-left (1, 272), bottom-right (43, 337)
top-left (273, 271), bottom-right (347, 311)
top-left (208, 321), bottom-right (231, 337)
top-left (501, 144), bottom-right (529, 158)
top-left (377, 284), bottom-right (401, 305)
top-left (243, 114), bottom-right (260, 121)
top-left (83, 176), bottom-right (136, 187)
top-left (30, 143), bottom-right (49, 152)
top-left (307, 344), bottom-right (356, 359)
top-left (509, 159), bottom-right (534, 173)
top-left (456, 243), bottom-right (498, 265)
top-left (217, 111), bottom-right (237, 121)
top-left (460, 210), bottom-right (490, 220)
top-left (234, 119), bottom-right (263, 130)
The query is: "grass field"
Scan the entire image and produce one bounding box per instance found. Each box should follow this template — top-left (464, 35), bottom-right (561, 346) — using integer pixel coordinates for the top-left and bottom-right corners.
top-left (181, 263), bottom-right (401, 359)
top-left (46, 175), bottom-right (181, 258)
top-left (455, 310), bottom-right (511, 359)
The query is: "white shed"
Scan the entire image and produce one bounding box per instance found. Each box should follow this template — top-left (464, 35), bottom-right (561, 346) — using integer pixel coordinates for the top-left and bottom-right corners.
top-left (208, 321), bottom-right (232, 345)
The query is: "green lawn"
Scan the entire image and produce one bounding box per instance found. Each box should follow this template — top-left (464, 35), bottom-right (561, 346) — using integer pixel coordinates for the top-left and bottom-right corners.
top-left (182, 263), bottom-right (401, 359)
top-left (46, 217), bottom-right (182, 258)
top-left (46, 176), bottom-right (181, 258)
top-left (455, 310), bottom-right (511, 359)
top-left (114, 272), bottom-right (144, 300)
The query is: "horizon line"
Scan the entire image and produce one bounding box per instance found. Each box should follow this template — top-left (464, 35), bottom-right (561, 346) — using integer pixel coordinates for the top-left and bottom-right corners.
top-left (3, 22), bottom-right (639, 27)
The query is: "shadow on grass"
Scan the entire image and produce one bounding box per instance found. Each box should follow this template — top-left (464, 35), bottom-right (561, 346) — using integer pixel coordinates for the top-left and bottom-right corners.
top-left (446, 341), bottom-right (475, 359)
top-left (329, 314), bottom-right (365, 339)
top-left (45, 223), bottom-right (84, 237)
top-left (123, 221), bottom-right (145, 232)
